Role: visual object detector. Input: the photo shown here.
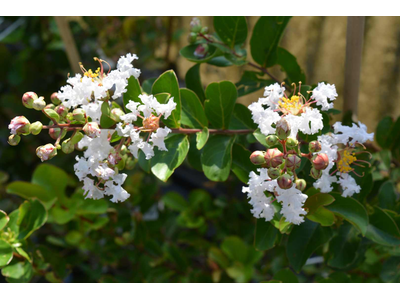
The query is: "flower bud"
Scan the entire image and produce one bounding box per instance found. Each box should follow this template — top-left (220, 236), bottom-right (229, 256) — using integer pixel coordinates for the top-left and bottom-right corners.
top-left (116, 154), bottom-right (127, 170)
top-left (61, 139), bottom-right (74, 154)
top-left (9, 116), bottom-right (30, 135)
top-left (73, 108), bottom-right (86, 123)
top-left (250, 151), bottom-right (266, 165)
top-left (309, 140), bottom-right (322, 153)
top-left (55, 105), bottom-right (68, 119)
top-left (110, 108), bottom-right (125, 123)
top-left (8, 134), bottom-right (21, 146)
top-left (32, 97), bottom-right (46, 111)
top-left (286, 137), bottom-right (298, 149)
top-left (44, 108), bottom-right (60, 123)
top-left (286, 154), bottom-right (301, 170)
top-left (50, 92), bottom-right (61, 105)
top-left (22, 92), bottom-right (37, 109)
top-left (30, 121), bottom-right (43, 135)
top-left (310, 167), bottom-right (322, 180)
top-left (70, 131), bottom-right (84, 145)
top-left (49, 127), bottom-right (67, 140)
top-left (36, 144), bottom-right (57, 162)
top-left (268, 167), bottom-right (281, 179)
top-left (45, 103), bottom-right (55, 110)
top-left (194, 44), bottom-right (209, 58)
top-left (264, 148), bottom-right (284, 168)
top-left (125, 156), bottom-right (136, 170)
top-left (312, 153), bottom-right (329, 170)
top-left (200, 27), bottom-right (209, 34)
top-left (83, 122), bottom-right (101, 138)
top-left (295, 179), bottom-right (307, 192)
top-left (275, 118), bottom-right (291, 140)
top-left (188, 32), bottom-right (197, 44)
top-left (190, 17), bottom-right (202, 33)
top-left (120, 145), bottom-right (128, 156)
top-left (277, 174), bottom-right (293, 190)
top-left (265, 135), bottom-right (279, 147)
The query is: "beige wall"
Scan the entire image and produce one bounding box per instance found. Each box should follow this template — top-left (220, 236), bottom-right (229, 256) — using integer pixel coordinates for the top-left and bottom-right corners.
top-left (174, 16), bottom-right (400, 133)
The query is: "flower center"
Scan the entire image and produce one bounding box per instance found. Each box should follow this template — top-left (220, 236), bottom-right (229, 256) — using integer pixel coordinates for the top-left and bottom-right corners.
top-left (142, 114), bottom-right (160, 132)
top-left (337, 149), bottom-right (357, 173)
top-left (278, 95), bottom-right (303, 115)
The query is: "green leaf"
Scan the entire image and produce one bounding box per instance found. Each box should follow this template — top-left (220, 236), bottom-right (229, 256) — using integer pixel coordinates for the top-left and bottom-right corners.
top-left (205, 81), bottom-right (237, 129)
top-left (327, 193), bottom-right (369, 236)
top-left (213, 16), bottom-right (248, 48)
top-left (376, 116), bottom-right (393, 149)
top-left (100, 101), bottom-right (116, 128)
top-left (0, 240), bottom-right (13, 267)
top-left (254, 219), bottom-right (279, 251)
top-left (250, 16), bottom-right (292, 67)
top-left (201, 135), bottom-right (235, 182)
top-left (152, 70), bottom-right (181, 128)
top-left (208, 247), bottom-right (230, 269)
top-left (253, 128), bottom-right (269, 147)
top-left (179, 44), bottom-right (218, 63)
top-left (304, 193), bottom-right (336, 226)
top-left (380, 257), bottom-right (400, 283)
top-left (151, 134), bottom-right (189, 182)
top-left (229, 103), bottom-right (257, 130)
top-left (286, 219), bottom-right (333, 272)
top-left (221, 236), bottom-right (248, 264)
top-left (138, 150), bottom-right (151, 173)
top-left (366, 207), bottom-right (400, 246)
top-left (161, 191), bottom-right (189, 212)
top-left (32, 164), bottom-right (69, 200)
top-left (187, 135), bottom-right (203, 171)
top-left (142, 77), bottom-right (157, 95)
top-left (196, 127), bottom-right (209, 150)
top-left (327, 222), bottom-right (363, 270)
top-left (273, 268), bottom-right (299, 283)
top-left (76, 195), bottom-right (109, 215)
top-left (378, 181), bottom-right (398, 210)
top-left (277, 47), bottom-right (306, 84)
top-left (236, 71), bottom-right (275, 97)
top-left (231, 143), bottom-right (257, 183)
top-left (0, 210), bottom-right (10, 231)
top-left (1, 260), bottom-right (33, 283)
top-left (185, 64), bottom-right (205, 102)
top-left (304, 193), bottom-right (335, 215)
top-left (6, 181), bottom-right (54, 207)
top-left (180, 88), bottom-right (208, 128)
top-left (207, 55), bottom-right (233, 67)
top-left (123, 76), bottom-right (142, 110)
top-left (307, 206), bottom-right (336, 226)
top-left (17, 199), bottom-right (47, 240)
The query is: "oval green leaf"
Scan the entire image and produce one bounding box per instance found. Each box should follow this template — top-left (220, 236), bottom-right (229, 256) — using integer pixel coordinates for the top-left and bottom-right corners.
top-left (214, 16), bottom-right (248, 48)
top-left (180, 88), bottom-right (208, 128)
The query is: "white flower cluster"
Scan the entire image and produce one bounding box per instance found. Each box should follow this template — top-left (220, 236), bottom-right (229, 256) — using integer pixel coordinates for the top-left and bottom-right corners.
top-left (242, 169), bottom-right (307, 225)
top-left (313, 122), bottom-right (374, 197)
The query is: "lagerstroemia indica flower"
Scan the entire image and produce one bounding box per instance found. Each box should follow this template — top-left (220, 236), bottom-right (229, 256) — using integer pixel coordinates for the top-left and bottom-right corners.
top-left (244, 81), bottom-right (374, 225)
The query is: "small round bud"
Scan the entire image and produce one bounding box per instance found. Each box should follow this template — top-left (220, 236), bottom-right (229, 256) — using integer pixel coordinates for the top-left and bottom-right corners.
top-left (275, 118), bottom-right (291, 140)
top-left (83, 122), bottom-right (101, 138)
top-left (36, 144), bottom-right (57, 162)
top-left (310, 167), bottom-right (322, 180)
top-left (49, 127), bottom-right (67, 140)
top-left (32, 97), bottom-right (46, 111)
top-left (188, 32), bottom-right (198, 44)
top-left (125, 156), bottom-right (136, 170)
top-left (120, 145), bottom-right (128, 156)
top-left (61, 139), bottom-right (74, 154)
top-left (265, 135), bottom-right (279, 147)
top-left (30, 121), bottom-right (43, 135)
top-left (250, 151), bottom-right (266, 165)
top-left (312, 153), bottom-right (329, 170)
top-left (295, 179), bottom-right (307, 192)
top-left (9, 116), bottom-right (30, 135)
top-left (70, 131), bottom-right (84, 145)
top-left (50, 92), bottom-right (61, 105)
top-left (309, 140), bottom-right (322, 153)
top-left (22, 92), bottom-right (37, 109)
top-left (268, 167), bottom-right (281, 179)
top-left (286, 154), bottom-right (302, 170)
top-left (277, 174), bottom-right (293, 190)
top-left (190, 17), bottom-right (202, 33)
top-left (44, 108), bottom-right (60, 123)
top-left (194, 43), bottom-right (209, 58)
top-left (110, 108), bottom-right (125, 123)
top-left (8, 134), bottom-right (21, 146)
top-left (116, 154), bottom-right (127, 170)
top-left (73, 108), bottom-right (86, 123)
top-left (264, 148), bottom-right (284, 168)
top-left (45, 103), bottom-right (55, 110)
top-left (55, 105), bottom-right (68, 119)
top-left (200, 26), bottom-right (209, 34)
top-left (286, 137), bottom-right (298, 149)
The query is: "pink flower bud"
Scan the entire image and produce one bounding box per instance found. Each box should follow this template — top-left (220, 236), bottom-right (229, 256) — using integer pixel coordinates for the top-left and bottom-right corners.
top-left (190, 17), bottom-right (202, 33)
top-left (36, 144), bottom-right (57, 162)
top-left (250, 151), bottom-right (266, 165)
top-left (73, 108), bottom-right (86, 122)
top-left (49, 127), bottom-right (66, 140)
top-left (22, 92), bottom-right (37, 109)
top-left (295, 179), bottom-right (307, 191)
top-left (55, 105), bottom-right (68, 118)
top-left (277, 174), bottom-right (293, 190)
top-left (286, 154), bottom-right (302, 170)
top-left (310, 167), bottom-right (322, 179)
top-left (194, 44), bottom-right (209, 58)
top-left (83, 122), bottom-right (101, 138)
top-left (309, 140), bottom-right (322, 153)
top-left (264, 148), bottom-right (284, 168)
top-left (51, 92), bottom-right (61, 105)
top-left (312, 153), bottom-right (329, 170)
top-left (275, 118), bottom-right (291, 140)
top-left (9, 116), bottom-right (30, 135)
top-left (267, 167), bottom-right (281, 179)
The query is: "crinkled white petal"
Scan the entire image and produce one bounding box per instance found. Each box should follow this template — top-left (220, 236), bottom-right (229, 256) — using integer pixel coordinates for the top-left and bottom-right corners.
top-left (338, 173), bottom-right (361, 197)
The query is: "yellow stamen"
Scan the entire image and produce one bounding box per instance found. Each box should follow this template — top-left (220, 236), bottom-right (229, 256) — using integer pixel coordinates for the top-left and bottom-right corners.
top-left (278, 95), bottom-right (303, 115)
top-left (337, 149), bottom-right (357, 173)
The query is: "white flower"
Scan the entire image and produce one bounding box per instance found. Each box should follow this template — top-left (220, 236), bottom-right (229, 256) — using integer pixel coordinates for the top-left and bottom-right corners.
top-left (338, 173), bottom-right (361, 197)
top-left (154, 98), bottom-right (177, 119)
top-left (276, 185), bottom-right (308, 225)
top-left (259, 83), bottom-right (286, 110)
top-left (82, 177), bottom-right (104, 200)
top-left (150, 127), bottom-right (171, 151)
top-left (298, 107), bottom-right (324, 135)
top-left (311, 82), bottom-right (338, 111)
top-left (116, 123), bottom-right (134, 137)
top-left (94, 164), bottom-right (115, 180)
top-left (248, 102), bottom-right (280, 136)
top-left (333, 121), bottom-right (374, 146)
top-left (120, 100), bottom-right (140, 123)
